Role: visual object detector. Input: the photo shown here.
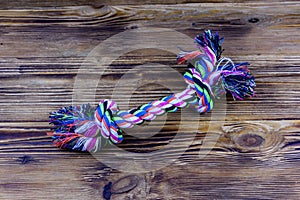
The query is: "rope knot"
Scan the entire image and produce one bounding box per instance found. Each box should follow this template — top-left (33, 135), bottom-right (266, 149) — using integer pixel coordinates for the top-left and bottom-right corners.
top-left (94, 99), bottom-right (123, 144)
top-left (183, 68), bottom-right (214, 113)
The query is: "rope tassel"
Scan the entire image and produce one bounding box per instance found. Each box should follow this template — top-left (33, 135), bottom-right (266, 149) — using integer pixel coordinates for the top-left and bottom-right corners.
top-left (48, 30), bottom-right (256, 152)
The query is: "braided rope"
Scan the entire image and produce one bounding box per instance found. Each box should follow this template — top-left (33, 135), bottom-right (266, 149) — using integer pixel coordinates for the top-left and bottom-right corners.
top-left (48, 30), bottom-right (255, 152)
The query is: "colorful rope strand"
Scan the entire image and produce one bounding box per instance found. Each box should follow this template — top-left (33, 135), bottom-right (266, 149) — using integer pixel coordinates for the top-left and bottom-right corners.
top-left (48, 30), bottom-right (256, 152)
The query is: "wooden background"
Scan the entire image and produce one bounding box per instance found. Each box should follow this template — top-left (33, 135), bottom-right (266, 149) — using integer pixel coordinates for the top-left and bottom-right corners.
top-left (0, 1), bottom-right (299, 199)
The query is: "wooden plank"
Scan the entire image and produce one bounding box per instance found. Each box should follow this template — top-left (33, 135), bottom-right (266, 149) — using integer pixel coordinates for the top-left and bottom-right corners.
top-left (0, 0), bottom-right (292, 8)
top-left (0, 1), bottom-right (299, 200)
top-left (0, 120), bottom-right (299, 199)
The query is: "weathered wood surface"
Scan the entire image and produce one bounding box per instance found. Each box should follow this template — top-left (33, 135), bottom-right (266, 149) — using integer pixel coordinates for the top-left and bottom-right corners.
top-left (0, 1), bottom-right (299, 199)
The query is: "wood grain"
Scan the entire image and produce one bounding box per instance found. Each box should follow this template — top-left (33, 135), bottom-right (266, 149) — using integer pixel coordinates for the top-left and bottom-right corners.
top-left (0, 1), bottom-right (299, 199)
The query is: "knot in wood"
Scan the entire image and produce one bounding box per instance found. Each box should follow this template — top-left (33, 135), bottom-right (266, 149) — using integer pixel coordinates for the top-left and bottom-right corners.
top-left (111, 175), bottom-right (139, 194)
top-left (248, 17), bottom-right (260, 23)
top-left (236, 134), bottom-right (265, 148)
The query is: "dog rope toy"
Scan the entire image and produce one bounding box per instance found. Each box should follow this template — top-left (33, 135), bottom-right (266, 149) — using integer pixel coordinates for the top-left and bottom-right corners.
top-left (48, 30), bottom-right (256, 152)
